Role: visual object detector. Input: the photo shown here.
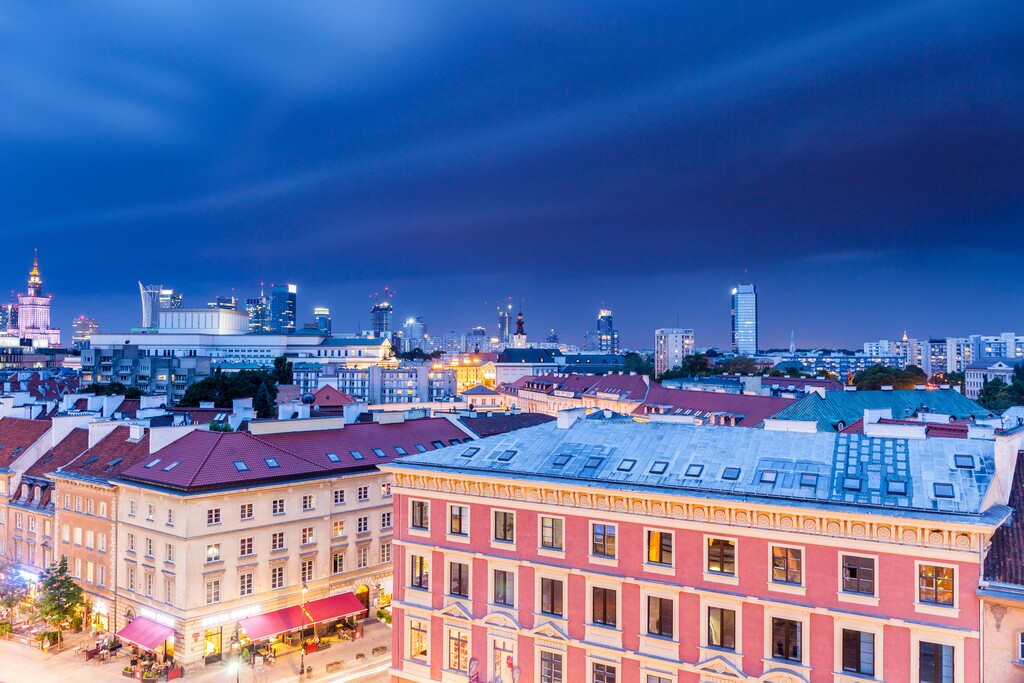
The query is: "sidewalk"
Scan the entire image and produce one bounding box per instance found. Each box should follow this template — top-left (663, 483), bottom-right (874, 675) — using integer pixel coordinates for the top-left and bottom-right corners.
top-left (0, 622), bottom-right (392, 683)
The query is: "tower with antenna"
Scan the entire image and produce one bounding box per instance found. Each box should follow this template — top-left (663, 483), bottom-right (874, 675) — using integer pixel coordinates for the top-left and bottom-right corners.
top-left (371, 287), bottom-right (395, 338)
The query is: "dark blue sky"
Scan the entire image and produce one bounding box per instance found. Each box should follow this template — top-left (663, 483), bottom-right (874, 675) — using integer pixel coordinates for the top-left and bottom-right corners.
top-left (3, 1), bottom-right (1022, 349)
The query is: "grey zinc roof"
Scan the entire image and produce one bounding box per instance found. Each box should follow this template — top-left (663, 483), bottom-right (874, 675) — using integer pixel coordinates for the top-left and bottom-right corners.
top-left (390, 417), bottom-right (1002, 522)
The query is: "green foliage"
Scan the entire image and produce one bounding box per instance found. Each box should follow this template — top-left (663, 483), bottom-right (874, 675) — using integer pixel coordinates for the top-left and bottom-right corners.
top-left (0, 557), bottom-right (31, 619)
top-left (718, 356), bottom-right (759, 375)
top-left (178, 369), bottom-right (279, 410)
top-left (622, 352), bottom-right (654, 377)
top-left (36, 556), bottom-right (86, 644)
top-left (209, 421), bottom-right (233, 432)
top-left (253, 382), bottom-right (275, 419)
top-left (273, 356), bottom-right (294, 385)
top-left (82, 383), bottom-right (145, 399)
top-left (397, 348), bottom-right (443, 361)
top-left (658, 353), bottom-right (711, 380)
top-left (0, 621), bottom-right (11, 634)
top-left (376, 608), bottom-right (392, 625)
top-left (851, 365), bottom-right (927, 391)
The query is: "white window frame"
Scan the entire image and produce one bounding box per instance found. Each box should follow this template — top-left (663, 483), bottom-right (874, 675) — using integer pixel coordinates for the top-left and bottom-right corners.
top-left (837, 552), bottom-right (880, 606)
top-left (768, 543), bottom-right (806, 596)
top-left (491, 508), bottom-right (516, 549)
top-left (914, 560), bottom-right (959, 617)
top-left (832, 616), bottom-right (884, 682)
top-left (643, 526), bottom-right (675, 576)
top-left (703, 533), bottom-right (739, 585)
top-left (589, 521), bottom-right (618, 567)
top-left (538, 515), bottom-right (565, 557)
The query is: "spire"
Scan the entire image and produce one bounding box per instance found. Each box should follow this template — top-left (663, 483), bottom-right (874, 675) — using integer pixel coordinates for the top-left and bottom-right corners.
top-left (514, 305), bottom-right (525, 336)
top-left (27, 249), bottom-right (42, 296)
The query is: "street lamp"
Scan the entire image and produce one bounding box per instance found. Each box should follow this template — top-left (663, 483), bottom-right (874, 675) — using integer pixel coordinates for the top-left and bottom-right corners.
top-left (228, 660), bottom-right (240, 683)
top-left (298, 582), bottom-right (308, 680)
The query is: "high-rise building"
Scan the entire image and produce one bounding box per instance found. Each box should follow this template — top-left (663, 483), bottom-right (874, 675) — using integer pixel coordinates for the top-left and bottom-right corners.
top-left (269, 284), bottom-right (297, 333)
top-left (584, 308), bottom-right (619, 353)
top-left (654, 327), bottom-right (696, 376)
top-left (207, 295), bottom-right (237, 310)
top-left (139, 283), bottom-right (181, 329)
top-left (403, 317), bottom-right (428, 352)
top-left (731, 283), bottom-right (758, 356)
top-left (16, 251), bottom-right (60, 346)
top-left (71, 315), bottom-right (99, 351)
top-left (497, 300), bottom-right (512, 345)
top-left (371, 289), bottom-right (394, 338)
top-left (0, 301), bottom-right (16, 334)
top-left (314, 307), bottom-right (332, 336)
top-left (245, 284), bottom-right (270, 333)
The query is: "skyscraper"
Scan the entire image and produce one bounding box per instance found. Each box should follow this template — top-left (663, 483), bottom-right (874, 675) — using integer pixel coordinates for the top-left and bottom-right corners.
top-left (584, 308), bottom-right (619, 353)
top-left (314, 307), bottom-right (332, 336)
top-left (207, 296), bottom-right (238, 310)
top-left (17, 251), bottom-right (60, 346)
top-left (371, 289), bottom-right (394, 338)
top-left (269, 284), bottom-right (297, 333)
top-left (139, 283), bottom-right (182, 329)
top-left (731, 283), bottom-right (758, 356)
top-left (246, 284), bottom-right (270, 333)
top-left (72, 315), bottom-right (99, 351)
top-left (497, 300), bottom-right (512, 345)
top-left (403, 317), bottom-right (428, 352)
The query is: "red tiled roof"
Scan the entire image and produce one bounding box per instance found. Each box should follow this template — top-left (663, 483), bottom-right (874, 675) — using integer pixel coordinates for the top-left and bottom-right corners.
top-left (313, 385), bottom-right (357, 407)
top-left (25, 428), bottom-right (90, 477)
top-left (0, 417), bottom-right (51, 462)
top-left (839, 417), bottom-right (970, 439)
top-left (984, 452), bottom-right (1024, 585)
top-left (459, 413), bottom-right (555, 438)
top-left (582, 374), bottom-right (650, 402)
top-left (120, 417), bottom-right (469, 491)
top-left (638, 384), bottom-right (796, 427)
top-left (114, 399), bottom-right (141, 417)
top-left (73, 398), bottom-right (88, 411)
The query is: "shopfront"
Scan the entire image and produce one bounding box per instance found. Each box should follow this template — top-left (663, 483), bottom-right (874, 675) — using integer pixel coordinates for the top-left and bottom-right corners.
top-left (203, 627), bottom-right (221, 664)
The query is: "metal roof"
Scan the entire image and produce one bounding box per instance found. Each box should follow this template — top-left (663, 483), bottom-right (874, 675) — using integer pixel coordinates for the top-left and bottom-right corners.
top-left (769, 389), bottom-right (993, 431)
top-left (390, 416), bottom-right (1002, 522)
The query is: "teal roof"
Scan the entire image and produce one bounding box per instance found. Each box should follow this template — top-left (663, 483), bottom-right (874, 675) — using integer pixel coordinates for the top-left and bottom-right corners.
top-left (320, 337), bottom-right (388, 347)
top-left (771, 389), bottom-right (994, 432)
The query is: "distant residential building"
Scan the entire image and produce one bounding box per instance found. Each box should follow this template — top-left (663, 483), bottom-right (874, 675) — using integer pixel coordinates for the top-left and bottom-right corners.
top-left (654, 328), bottom-right (695, 376)
top-left (731, 283), bottom-right (758, 356)
top-left (318, 363), bottom-right (456, 404)
top-left (426, 332), bottom-right (467, 355)
top-left (269, 283), bottom-right (297, 333)
top-left (71, 315), bottom-right (99, 351)
top-left (206, 295), bottom-right (237, 310)
top-left (970, 333), bottom-right (1024, 362)
top-left (965, 358), bottom-right (1019, 399)
top-left (863, 339), bottom-right (892, 356)
top-left (584, 308), bottom-right (620, 353)
top-left (314, 306), bottom-right (332, 336)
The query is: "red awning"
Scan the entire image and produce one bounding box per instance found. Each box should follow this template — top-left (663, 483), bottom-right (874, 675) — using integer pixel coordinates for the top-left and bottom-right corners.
top-left (238, 592), bottom-right (365, 642)
top-left (116, 617), bottom-right (174, 652)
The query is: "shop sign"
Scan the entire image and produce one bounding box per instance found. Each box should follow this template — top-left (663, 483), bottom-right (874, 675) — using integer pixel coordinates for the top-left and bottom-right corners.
top-left (200, 605), bottom-right (261, 628)
top-left (140, 608), bottom-right (175, 627)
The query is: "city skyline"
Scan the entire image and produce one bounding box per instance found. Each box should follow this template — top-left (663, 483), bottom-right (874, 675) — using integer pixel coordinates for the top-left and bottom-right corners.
top-left (3, 2), bottom-right (1023, 348)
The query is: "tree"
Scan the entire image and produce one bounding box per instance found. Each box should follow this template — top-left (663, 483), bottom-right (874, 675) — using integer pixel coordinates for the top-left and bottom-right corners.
top-left (178, 369), bottom-right (278, 409)
top-left (0, 556), bottom-right (30, 622)
top-left (36, 556), bottom-right (85, 646)
top-left (978, 377), bottom-right (1012, 411)
top-left (273, 356), bottom-right (294, 385)
top-left (658, 353), bottom-right (711, 380)
top-left (719, 357), bottom-right (759, 375)
top-left (622, 352), bottom-right (654, 377)
top-left (397, 348), bottom-right (443, 361)
top-left (253, 382), bottom-right (275, 419)
top-left (851, 365), bottom-right (927, 391)
top-left (82, 382), bottom-right (145, 398)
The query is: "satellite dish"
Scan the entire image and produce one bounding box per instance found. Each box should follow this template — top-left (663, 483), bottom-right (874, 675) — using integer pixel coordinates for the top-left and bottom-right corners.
top-left (301, 393), bottom-right (315, 404)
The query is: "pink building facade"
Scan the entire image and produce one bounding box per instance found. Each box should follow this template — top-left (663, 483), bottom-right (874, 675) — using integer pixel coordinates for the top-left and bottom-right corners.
top-left (385, 414), bottom-right (1024, 683)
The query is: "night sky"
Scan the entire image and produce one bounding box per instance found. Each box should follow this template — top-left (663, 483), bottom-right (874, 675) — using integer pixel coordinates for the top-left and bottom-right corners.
top-left (3, 1), bottom-right (1022, 349)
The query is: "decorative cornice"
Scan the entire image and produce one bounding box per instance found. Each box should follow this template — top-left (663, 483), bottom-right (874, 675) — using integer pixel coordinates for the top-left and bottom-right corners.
top-left (393, 472), bottom-right (984, 554)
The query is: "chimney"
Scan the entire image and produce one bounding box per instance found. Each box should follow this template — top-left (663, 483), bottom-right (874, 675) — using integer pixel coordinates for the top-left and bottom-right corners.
top-left (914, 384), bottom-right (926, 390)
top-left (557, 408), bottom-right (586, 430)
top-left (880, 385), bottom-right (893, 391)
